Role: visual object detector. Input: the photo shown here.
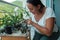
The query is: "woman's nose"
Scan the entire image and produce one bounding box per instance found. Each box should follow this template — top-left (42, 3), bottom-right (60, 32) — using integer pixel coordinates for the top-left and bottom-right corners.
top-left (30, 10), bottom-right (35, 13)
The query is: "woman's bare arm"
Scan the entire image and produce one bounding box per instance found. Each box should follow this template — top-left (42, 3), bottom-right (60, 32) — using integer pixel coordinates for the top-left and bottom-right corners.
top-left (26, 18), bottom-right (55, 36)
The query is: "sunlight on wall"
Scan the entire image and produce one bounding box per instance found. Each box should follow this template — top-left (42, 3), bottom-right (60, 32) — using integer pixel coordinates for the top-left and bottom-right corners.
top-left (3, 0), bottom-right (16, 3)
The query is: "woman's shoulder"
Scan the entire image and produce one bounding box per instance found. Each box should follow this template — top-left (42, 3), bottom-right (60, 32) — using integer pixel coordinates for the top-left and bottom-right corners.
top-left (46, 7), bottom-right (53, 11)
top-left (44, 7), bottom-right (56, 19)
top-left (45, 7), bottom-right (54, 14)
top-left (46, 7), bottom-right (53, 10)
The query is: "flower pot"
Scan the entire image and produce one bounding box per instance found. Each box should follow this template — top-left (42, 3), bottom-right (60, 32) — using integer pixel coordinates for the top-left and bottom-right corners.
top-left (5, 26), bottom-right (12, 34)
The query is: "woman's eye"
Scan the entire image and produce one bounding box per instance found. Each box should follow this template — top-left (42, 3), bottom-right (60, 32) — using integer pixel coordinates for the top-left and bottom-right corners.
top-left (30, 9), bottom-right (33, 11)
top-left (29, 8), bottom-right (33, 10)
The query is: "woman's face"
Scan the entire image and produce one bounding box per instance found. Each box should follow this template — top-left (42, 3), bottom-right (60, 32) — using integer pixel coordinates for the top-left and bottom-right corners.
top-left (27, 3), bottom-right (40, 15)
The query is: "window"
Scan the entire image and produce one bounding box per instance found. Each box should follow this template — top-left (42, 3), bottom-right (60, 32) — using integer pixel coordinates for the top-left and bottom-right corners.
top-left (0, 0), bottom-right (27, 28)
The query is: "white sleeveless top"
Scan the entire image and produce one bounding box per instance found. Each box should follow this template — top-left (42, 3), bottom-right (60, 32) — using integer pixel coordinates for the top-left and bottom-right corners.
top-left (30, 7), bottom-right (58, 40)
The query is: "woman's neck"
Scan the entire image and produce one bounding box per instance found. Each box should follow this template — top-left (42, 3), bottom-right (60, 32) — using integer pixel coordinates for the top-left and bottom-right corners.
top-left (34, 7), bottom-right (46, 16)
top-left (34, 7), bottom-right (46, 22)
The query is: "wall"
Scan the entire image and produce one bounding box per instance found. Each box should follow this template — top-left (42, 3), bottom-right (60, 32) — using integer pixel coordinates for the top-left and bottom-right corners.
top-left (53, 0), bottom-right (60, 27)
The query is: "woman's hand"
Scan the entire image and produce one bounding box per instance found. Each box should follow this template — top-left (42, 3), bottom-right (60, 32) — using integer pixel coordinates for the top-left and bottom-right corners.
top-left (25, 19), bottom-right (33, 25)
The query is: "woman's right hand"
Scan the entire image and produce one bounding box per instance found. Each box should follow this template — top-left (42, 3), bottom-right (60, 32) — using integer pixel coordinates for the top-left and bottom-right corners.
top-left (25, 19), bottom-right (33, 25)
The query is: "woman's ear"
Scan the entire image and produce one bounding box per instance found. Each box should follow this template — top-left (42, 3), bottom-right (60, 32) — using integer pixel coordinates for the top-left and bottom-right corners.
top-left (37, 5), bottom-right (41, 9)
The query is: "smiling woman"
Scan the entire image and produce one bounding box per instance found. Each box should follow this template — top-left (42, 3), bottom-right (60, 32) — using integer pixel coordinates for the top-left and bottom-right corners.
top-left (26, 0), bottom-right (59, 40)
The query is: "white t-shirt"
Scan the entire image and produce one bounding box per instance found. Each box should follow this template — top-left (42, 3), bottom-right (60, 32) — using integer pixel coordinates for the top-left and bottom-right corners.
top-left (30, 7), bottom-right (58, 40)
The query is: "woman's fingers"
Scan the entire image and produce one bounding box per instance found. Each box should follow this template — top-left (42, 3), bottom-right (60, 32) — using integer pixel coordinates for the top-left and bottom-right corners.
top-left (24, 19), bottom-right (32, 25)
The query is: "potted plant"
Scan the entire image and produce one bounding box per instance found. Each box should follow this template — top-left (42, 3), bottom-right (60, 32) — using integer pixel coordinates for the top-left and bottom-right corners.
top-left (0, 7), bottom-right (30, 34)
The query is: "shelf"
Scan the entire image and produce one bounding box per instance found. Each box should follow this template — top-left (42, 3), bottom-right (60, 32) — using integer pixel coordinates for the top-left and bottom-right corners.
top-left (1, 36), bottom-right (29, 40)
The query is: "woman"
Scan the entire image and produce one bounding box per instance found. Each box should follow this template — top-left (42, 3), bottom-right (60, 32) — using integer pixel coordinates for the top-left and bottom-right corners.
top-left (26, 0), bottom-right (58, 40)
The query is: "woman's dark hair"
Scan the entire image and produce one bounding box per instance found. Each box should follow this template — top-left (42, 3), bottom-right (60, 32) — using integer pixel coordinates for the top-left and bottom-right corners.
top-left (27, 0), bottom-right (45, 13)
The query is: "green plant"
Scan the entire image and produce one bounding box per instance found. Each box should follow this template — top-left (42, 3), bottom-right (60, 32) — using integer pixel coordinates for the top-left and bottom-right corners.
top-left (0, 7), bottom-right (30, 31)
top-left (0, 8), bottom-right (30, 34)
top-left (0, 1), bottom-right (30, 33)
